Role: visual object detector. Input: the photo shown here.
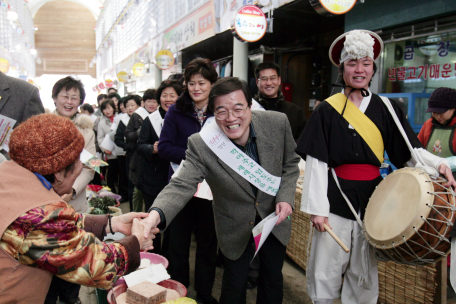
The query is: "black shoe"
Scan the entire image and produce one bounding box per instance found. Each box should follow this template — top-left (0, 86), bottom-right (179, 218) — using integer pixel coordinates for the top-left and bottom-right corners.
top-left (66, 298), bottom-right (81, 304)
top-left (246, 276), bottom-right (258, 289)
top-left (196, 293), bottom-right (218, 304)
top-left (119, 198), bottom-right (128, 203)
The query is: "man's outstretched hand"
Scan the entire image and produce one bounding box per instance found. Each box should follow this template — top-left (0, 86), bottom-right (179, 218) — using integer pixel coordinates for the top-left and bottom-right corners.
top-left (142, 211), bottom-right (162, 238)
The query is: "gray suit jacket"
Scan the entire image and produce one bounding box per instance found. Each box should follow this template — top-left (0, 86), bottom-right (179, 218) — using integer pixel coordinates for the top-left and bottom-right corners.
top-left (0, 72), bottom-right (44, 127)
top-left (153, 111), bottom-right (300, 260)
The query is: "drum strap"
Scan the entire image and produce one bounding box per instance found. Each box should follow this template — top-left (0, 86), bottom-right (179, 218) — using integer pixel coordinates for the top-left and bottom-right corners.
top-left (327, 93), bottom-right (384, 164)
top-left (331, 168), bottom-right (373, 290)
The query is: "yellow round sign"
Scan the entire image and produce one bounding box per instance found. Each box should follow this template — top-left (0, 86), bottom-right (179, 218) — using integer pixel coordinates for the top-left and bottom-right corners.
top-left (0, 58), bottom-right (10, 73)
top-left (319, 0), bottom-right (357, 15)
top-left (155, 50), bottom-right (175, 70)
top-left (132, 63), bottom-right (147, 77)
top-left (117, 71), bottom-right (128, 83)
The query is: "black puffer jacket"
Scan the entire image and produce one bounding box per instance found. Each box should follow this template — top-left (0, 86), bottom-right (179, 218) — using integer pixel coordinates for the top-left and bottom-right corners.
top-left (136, 107), bottom-right (169, 195)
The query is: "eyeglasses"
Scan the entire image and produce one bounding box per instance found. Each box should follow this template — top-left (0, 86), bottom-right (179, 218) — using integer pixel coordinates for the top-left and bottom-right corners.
top-left (258, 76), bottom-right (278, 82)
top-left (58, 94), bottom-right (80, 103)
top-left (215, 106), bottom-right (248, 120)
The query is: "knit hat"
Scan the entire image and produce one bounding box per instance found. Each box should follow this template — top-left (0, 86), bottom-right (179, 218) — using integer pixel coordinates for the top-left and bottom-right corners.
top-left (426, 87), bottom-right (456, 113)
top-left (9, 114), bottom-right (84, 175)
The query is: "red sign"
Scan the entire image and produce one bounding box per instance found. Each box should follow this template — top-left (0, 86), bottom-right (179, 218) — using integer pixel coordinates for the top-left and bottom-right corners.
top-left (99, 82), bottom-right (106, 89)
top-left (388, 63), bottom-right (456, 82)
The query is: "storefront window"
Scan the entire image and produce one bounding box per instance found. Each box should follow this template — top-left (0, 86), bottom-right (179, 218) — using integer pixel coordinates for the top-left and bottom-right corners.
top-left (414, 97), bottom-right (431, 125)
top-left (382, 31), bottom-right (456, 93)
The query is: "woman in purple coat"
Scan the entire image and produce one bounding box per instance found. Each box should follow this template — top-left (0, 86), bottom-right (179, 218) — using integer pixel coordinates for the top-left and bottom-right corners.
top-left (157, 58), bottom-right (218, 304)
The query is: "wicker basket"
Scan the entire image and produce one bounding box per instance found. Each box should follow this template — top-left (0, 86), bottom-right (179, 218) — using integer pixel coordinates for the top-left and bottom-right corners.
top-left (286, 181), bottom-right (313, 270)
top-left (378, 261), bottom-right (437, 304)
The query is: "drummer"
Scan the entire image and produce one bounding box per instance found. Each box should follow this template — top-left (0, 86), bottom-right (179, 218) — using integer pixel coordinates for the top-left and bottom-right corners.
top-left (296, 29), bottom-right (456, 304)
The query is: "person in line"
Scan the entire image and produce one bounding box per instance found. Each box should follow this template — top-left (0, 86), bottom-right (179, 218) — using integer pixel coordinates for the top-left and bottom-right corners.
top-left (142, 77), bottom-right (300, 304)
top-left (254, 61), bottom-right (307, 141)
top-left (136, 80), bottom-right (184, 255)
top-left (94, 94), bottom-right (107, 117)
top-left (0, 114), bottom-right (156, 304)
top-left (156, 58), bottom-right (219, 304)
top-left (418, 87), bottom-right (456, 178)
top-left (80, 103), bottom-right (97, 123)
top-left (115, 95), bottom-right (141, 210)
top-left (108, 92), bottom-right (122, 113)
top-left (108, 87), bottom-right (117, 94)
top-left (119, 97), bottom-right (127, 113)
top-left (125, 89), bottom-right (157, 212)
top-left (297, 29), bottom-right (456, 304)
top-left (97, 99), bottom-right (120, 194)
top-left (110, 96), bottom-right (129, 203)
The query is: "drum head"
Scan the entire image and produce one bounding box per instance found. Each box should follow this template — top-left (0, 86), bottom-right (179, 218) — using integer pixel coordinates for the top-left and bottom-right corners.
top-left (364, 167), bottom-right (434, 249)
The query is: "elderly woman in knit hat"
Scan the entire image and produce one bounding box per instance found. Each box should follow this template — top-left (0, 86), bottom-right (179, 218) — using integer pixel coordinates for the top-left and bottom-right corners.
top-left (0, 114), bottom-right (157, 304)
top-left (418, 88), bottom-right (456, 170)
top-left (296, 30), bottom-right (455, 303)
top-left (50, 76), bottom-right (98, 304)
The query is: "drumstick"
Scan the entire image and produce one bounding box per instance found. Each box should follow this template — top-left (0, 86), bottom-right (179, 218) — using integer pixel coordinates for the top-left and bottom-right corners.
top-left (323, 223), bottom-right (350, 253)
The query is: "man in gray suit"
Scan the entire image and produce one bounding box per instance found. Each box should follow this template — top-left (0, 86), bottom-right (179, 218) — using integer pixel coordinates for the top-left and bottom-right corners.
top-left (0, 72), bottom-right (44, 158)
top-left (0, 72), bottom-right (44, 125)
top-left (142, 77), bottom-right (300, 304)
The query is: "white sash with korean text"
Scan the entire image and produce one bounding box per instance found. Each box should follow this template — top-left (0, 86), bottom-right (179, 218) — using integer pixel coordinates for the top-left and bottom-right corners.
top-left (200, 117), bottom-right (281, 196)
top-left (135, 106), bottom-right (150, 120)
top-left (149, 110), bottom-right (163, 137)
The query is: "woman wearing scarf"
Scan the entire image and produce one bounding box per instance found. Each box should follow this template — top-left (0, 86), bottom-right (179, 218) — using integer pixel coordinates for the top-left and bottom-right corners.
top-left (157, 58), bottom-right (218, 304)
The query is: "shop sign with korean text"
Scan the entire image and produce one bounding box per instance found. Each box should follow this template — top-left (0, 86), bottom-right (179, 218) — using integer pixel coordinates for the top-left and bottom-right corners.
top-left (382, 31), bottom-right (456, 93)
top-left (163, 0), bottom-right (216, 52)
top-left (155, 50), bottom-right (175, 70)
top-left (105, 79), bottom-right (114, 88)
top-left (232, 5), bottom-right (267, 43)
top-left (117, 71), bottom-right (128, 83)
top-left (132, 62), bottom-right (147, 77)
top-left (219, 0), bottom-right (294, 33)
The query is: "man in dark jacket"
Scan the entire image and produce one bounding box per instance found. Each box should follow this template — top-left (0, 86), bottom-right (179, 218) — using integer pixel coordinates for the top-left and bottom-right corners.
top-left (254, 62), bottom-right (306, 142)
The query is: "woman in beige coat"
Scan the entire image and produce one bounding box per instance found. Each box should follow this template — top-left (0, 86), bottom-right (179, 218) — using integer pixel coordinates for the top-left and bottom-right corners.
top-left (48, 76), bottom-right (96, 304)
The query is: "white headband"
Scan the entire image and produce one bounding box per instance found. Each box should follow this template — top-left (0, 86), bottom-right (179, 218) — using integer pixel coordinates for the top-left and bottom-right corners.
top-left (340, 30), bottom-right (375, 64)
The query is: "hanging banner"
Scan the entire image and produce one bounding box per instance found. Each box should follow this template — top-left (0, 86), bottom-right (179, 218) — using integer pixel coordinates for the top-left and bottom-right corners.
top-left (163, 0), bottom-right (216, 51)
top-left (105, 79), bottom-right (114, 88)
top-left (0, 58), bottom-right (10, 73)
top-left (132, 62), bottom-right (147, 77)
top-left (99, 82), bottom-right (106, 90)
top-left (310, 0), bottom-right (357, 16)
top-left (155, 50), bottom-right (175, 70)
top-left (117, 71), bottom-right (128, 83)
top-left (232, 5), bottom-right (267, 43)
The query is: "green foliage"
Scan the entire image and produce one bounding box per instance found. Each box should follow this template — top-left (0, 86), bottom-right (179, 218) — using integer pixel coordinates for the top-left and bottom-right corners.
top-left (88, 195), bottom-right (117, 214)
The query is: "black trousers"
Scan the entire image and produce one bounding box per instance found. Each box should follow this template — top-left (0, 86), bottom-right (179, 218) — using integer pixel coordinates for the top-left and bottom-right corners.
top-left (164, 197), bottom-right (217, 297)
top-left (44, 276), bottom-right (80, 303)
top-left (106, 158), bottom-right (119, 193)
top-left (117, 156), bottom-right (129, 200)
top-left (220, 233), bottom-right (286, 304)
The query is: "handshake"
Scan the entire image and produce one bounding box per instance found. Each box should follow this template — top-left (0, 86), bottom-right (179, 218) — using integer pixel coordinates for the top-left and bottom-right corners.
top-left (107, 212), bottom-right (161, 251)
